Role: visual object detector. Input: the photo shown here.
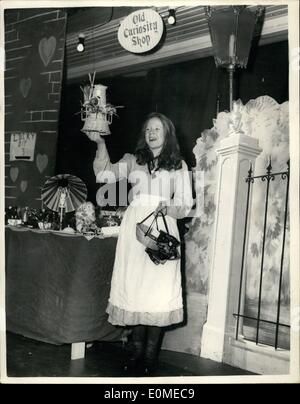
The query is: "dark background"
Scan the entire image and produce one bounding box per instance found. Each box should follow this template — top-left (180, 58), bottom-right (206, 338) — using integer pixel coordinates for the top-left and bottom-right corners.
top-left (56, 40), bottom-right (288, 204)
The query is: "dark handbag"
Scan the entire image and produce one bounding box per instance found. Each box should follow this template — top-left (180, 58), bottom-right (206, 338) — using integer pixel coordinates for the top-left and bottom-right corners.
top-left (136, 210), bottom-right (181, 265)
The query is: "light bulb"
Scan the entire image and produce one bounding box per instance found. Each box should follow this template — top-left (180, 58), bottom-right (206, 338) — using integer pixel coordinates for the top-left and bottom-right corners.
top-left (167, 10), bottom-right (176, 25)
top-left (77, 33), bottom-right (85, 53)
top-left (77, 42), bottom-right (85, 52)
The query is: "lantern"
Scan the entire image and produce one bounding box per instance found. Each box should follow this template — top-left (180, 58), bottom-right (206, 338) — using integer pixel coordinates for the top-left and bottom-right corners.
top-left (81, 84), bottom-right (112, 136)
top-left (80, 72), bottom-right (124, 138)
top-left (205, 6), bottom-right (264, 111)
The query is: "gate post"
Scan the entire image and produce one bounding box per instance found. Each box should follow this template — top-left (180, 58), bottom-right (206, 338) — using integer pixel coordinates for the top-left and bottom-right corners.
top-left (201, 132), bottom-right (261, 362)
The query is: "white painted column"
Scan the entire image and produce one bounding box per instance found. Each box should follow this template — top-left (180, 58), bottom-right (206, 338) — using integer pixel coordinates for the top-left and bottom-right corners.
top-left (201, 133), bottom-right (261, 362)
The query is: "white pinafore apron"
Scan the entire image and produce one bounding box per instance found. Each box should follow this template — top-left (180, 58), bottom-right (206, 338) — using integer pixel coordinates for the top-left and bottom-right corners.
top-left (106, 194), bottom-right (183, 326)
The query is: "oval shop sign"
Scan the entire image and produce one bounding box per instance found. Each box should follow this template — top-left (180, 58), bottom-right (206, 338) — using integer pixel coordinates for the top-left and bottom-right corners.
top-left (118, 8), bottom-right (164, 54)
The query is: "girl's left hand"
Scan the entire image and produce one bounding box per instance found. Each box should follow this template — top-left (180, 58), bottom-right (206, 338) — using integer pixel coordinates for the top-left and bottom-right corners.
top-left (155, 201), bottom-right (168, 216)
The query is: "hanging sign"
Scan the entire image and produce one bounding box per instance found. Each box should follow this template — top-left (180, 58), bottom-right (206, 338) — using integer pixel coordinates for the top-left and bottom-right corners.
top-left (10, 132), bottom-right (36, 161)
top-left (118, 8), bottom-right (164, 54)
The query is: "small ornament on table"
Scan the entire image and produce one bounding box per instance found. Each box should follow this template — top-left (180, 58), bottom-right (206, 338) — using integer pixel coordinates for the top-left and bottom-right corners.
top-left (58, 186), bottom-right (69, 230)
top-left (26, 208), bottom-right (40, 228)
top-left (6, 206), bottom-right (22, 226)
top-left (75, 201), bottom-right (97, 233)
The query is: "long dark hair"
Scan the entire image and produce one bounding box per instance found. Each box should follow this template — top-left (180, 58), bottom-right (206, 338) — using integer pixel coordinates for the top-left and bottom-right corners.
top-left (135, 112), bottom-right (182, 171)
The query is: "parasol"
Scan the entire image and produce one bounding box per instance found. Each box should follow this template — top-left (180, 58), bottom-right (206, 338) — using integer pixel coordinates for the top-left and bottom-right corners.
top-left (41, 174), bottom-right (87, 229)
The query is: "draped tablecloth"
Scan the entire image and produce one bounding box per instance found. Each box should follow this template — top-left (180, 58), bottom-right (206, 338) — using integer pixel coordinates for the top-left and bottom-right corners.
top-left (5, 226), bottom-right (123, 345)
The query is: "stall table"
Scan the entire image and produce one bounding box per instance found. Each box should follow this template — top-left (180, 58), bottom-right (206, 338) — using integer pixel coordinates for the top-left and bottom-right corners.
top-left (5, 226), bottom-right (122, 359)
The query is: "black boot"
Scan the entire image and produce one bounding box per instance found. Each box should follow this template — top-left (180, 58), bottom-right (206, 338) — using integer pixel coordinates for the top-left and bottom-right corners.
top-left (124, 325), bottom-right (146, 371)
top-left (143, 326), bottom-right (163, 376)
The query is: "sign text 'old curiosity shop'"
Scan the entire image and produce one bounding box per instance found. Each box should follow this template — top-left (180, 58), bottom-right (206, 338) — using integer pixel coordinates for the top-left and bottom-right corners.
top-left (118, 9), bottom-right (164, 54)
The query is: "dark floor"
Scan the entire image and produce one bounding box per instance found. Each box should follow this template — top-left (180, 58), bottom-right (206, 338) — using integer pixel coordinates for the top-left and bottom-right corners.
top-left (6, 332), bottom-right (255, 378)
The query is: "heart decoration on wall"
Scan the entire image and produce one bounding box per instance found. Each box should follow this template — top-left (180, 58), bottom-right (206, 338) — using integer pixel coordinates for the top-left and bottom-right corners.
top-left (10, 166), bottom-right (19, 182)
top-left (19, 78), bottom-right (32, 98)
top-left (20, 180), bottom-right (28, 193)
top-left (36, 153), bottom-right (48, 173)
top-left (39, 36), bottom-right (56, 67)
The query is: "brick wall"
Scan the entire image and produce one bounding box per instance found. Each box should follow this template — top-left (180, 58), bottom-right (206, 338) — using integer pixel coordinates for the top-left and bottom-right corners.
top-left (4, 8), bottom-right (67, 208)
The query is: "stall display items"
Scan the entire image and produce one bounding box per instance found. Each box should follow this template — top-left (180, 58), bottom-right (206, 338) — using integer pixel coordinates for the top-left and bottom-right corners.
top-left (41, 174), bottom-right (87, 230)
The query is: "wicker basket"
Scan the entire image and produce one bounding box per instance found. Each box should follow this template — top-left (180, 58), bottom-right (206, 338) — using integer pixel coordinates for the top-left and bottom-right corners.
top-left (136, 222), bottom-right (159, 251)
top-left (136, 211), bottom-right (181, 264)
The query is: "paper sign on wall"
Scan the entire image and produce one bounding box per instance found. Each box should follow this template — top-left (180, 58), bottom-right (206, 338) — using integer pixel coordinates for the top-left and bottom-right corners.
top-left (10, 132), bottom-right (36, 161)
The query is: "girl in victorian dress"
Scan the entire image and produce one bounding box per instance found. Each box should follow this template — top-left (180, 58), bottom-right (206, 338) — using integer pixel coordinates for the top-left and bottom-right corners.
top-left (88, 112), bottom-right (193, 375)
